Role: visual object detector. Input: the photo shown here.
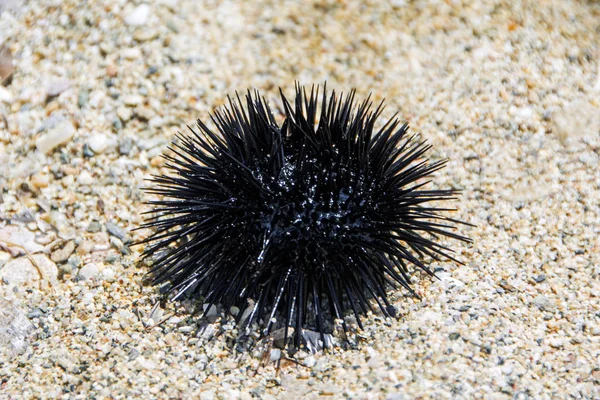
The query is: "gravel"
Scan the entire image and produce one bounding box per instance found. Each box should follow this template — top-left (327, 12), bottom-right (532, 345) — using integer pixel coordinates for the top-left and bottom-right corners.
top-left (0, 0), bottom-right (599, 398)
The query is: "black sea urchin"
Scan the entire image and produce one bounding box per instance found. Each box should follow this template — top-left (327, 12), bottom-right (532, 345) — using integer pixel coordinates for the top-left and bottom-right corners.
top-left (138, 84), bottom-right (470, 348)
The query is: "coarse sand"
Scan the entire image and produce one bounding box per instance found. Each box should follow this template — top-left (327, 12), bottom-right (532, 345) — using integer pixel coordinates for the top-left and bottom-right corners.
top-left (0, 0), bottom-right (599, 398)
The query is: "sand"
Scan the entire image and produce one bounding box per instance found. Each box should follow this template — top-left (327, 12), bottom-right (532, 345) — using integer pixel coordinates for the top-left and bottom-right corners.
top-left (0, 0), bottom-right (599, 398)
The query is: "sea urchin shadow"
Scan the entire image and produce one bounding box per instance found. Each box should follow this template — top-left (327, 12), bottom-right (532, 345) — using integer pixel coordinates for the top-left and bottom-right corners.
top-left (136, 84), bottom-right (471, 349)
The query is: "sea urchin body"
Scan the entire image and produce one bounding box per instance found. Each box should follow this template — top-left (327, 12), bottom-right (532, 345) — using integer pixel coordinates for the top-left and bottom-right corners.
top-left (138, 84), bottom-right (470, 347)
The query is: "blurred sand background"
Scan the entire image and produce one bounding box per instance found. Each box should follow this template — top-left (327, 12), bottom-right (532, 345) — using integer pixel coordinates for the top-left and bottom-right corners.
top-left (0, 0), bottom-right (599, 398)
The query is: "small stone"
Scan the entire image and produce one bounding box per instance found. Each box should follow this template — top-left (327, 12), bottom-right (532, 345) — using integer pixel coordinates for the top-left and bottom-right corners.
top-left (117, 105), bottom-right (132, 122)
top-left (0, 86), bottom-right (12, 103)
top-left (0, 226), bottom-right (44, 255)
top-left (78, 263), bottom-right (100, 280)
top-left (112, 118), bottom-right (123, 131)
top-left (122, 47), bottom-right (142, 60)
top-left (82, 144), bottom-right (94, 158)
top-left (124, 4), bottom-right (150, 26)
top-left (202, 303), bottom-right (217, 317)
top-left (549, 338), bottom-right (564, 348)
top-left (27, 308), bottom-right (43, 319)
top-left (0, 298), bottom-right (35, 357)
top-left (106, 63), bottom-right (118, 77)
top-left (77, 170), bottom-right (94, 186)
top-left (0, 45), bottom-right (14, 84)
top-left (58, 263), bottom-right (72, 278)
top-left (269, 349), bottom-right (281, 362)
top-left (105, 221), bottom-right (128, 242)
top-left (36, 119), bottom-right (76, 153)
top-left (30, 173), bottom-right (50, 189)
top-left (67, 254), bottom-right (82, 269)
top-left (88, 133), bottom-right (109, 154)
top-left (128, 348), bottom-right (141, 361)
top-left (119, 137), bottom-right (134, 155)
top-left (0, 255), bottom-right (58, 287)
top-left (304, 356), bottom-right (316, 368)
top-left (135, 105), bottom-right (154, 121)
top-left (50, 240), bottom-right (75, 263)
top-left (109, 236), bottom-right (123, 251)
top-left (532, 296), bottom-right (555, 311)
top-left (77, 90), bottom-right (89, 108)
top-left (101, 267), bottom-right (115, 282)
top-left (133, 29), bottom-right (158, 42)
top-left (46, 79), bottom-right (71, 97)
top-left (123, 94), bottom-right (143, 106)
top-left (76, 240), bottom-right (94, 256)
top-left (86, 221), bottom-right (102, 233)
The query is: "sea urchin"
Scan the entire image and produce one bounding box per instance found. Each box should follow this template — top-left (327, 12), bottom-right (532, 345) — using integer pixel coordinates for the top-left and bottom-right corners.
top-left (137, 84), bottom-right (470, 348)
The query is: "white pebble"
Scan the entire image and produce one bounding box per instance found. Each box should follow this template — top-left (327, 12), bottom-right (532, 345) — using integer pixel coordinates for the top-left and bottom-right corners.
top-left (269, 349), bottom-right (281, 362)
top-left (0, 255), bottom-right (58, 286)
top-left (123, 94), bottom-right (143, 106)
top-left (78, 170), bottom-right (94, 186)
top-left (125, 4), bottom-right (150, 26)
top-left (0, 86), bottom-right (12, 103)
top-left (82, 292), bottom-right (95, 305)
top-left (35, 120), bottom-right (76, 153)
top-left (78, 263), bottom-right (100, 280)
top-left (46, 79), bottom-right (71, 97)
top-left (304, 356), bottom-right (316, 367)
top-left (122, 48), bottom-right (142, 60)
top-left (88, 133), bottom-right (109, 153)
top-left (0, 226), bottom-right (45, 255)
top-left (101, 267), bottom-right (115, 282)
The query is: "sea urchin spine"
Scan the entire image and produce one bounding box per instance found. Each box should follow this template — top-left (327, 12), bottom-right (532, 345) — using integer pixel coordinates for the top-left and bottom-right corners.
top-left (137, 84), bottom-right (470, 348)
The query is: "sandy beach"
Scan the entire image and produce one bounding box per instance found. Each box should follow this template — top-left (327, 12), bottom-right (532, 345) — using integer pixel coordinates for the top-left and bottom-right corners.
top-left (0, 0), bottom-right (599, 398)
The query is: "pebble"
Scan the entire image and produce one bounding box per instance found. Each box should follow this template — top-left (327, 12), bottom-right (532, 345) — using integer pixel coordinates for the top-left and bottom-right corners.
top-left (0, 255), bottom-right (58, 287)
top-left (0, 45), bottom-right (14, 83)
top-left (0, 225), bottom-right (45, 255)
top-left (122, 47), bottom-right (142, 60)
top-left (117, 105), bottom-right (132, 122)
top-left (133, 29), bottom-right (158, 42)
top-left (124, 4), bottom-right (150, 26)
top-left (106, 63), bottom-right (118, 77)
top-left (304, 356), bottom-right (316, 368)
top-left (82, 143), bottom-right (94, 158)
top-left (123, 94), bottom-right (143, 106)
top-left (269, 349), bottom-right (281, 362)
top-left (0, 298), bottom-right (35, 357)
top-left (101, 267), bottom-right (115, 282)
top-left (77, 263), bottom-right (100, 280)
top-left (118, 137), bottom-right (134, 155)
top-left (77, 170), bottom-right (94, 186)
top-left (88, 133), bottom-right (109, 154)
top-left (77, 90), bottom-right (89, 108)
top-left (35, 119), bottom-right (76, 153)
top-left (50, 241), bottom-right (75, 263)
top-left (202, 303), bottom-right (217, 317)
top-left (0, 86), bottom-right (12, 102)
top-left (105, 221), bottom-right (128, 242)
top-left (46, 79), bottom-right (71, 97)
